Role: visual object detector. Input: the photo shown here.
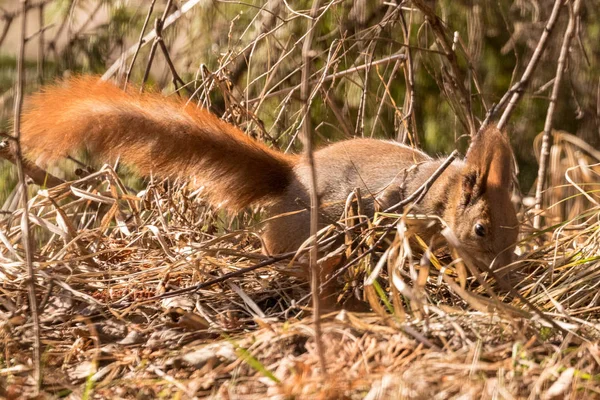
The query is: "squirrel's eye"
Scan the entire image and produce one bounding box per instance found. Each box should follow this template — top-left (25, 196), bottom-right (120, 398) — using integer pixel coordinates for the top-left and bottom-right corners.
top-left (474, 223), bottom-right (486, 237)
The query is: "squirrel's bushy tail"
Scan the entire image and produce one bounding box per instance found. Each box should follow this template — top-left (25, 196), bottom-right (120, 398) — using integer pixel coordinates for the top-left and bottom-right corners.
top-left (21, 76), bottom-right (297, 210)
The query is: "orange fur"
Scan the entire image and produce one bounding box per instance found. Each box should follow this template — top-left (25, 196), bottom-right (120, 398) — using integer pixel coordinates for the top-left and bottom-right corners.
top-left (21, 76), bottom-right (297, 210)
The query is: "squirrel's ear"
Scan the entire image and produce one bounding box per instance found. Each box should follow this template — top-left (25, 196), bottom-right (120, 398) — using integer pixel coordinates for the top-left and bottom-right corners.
top-left (464, 124), bottom-right (513, 191)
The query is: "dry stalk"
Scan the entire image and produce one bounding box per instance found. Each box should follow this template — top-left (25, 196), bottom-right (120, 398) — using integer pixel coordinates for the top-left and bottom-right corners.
top-left (0, 9), bottom-right (14, 47)
top-left (102, 0), bottom-right (206, 81)
top-left (246, 53), bottom-right (407, 107)
top-left (36, 3), bottom-right (44, 84)
top-left (397, 9), bottom-right (417, 144)
top-left (124, 0), bottom-right (158, 89)
top-left (533, 0), bottom-right (582, 230)
top-left (10, 0), bottom-right (42, 392)
top-left (144, 250), bottom-right (298, 302)
top-left (0, 139), bottom-right (64, 188)
top-left (141, 0), bottom-right (174, 91)
top-left (300, 0), bottom-right (327, 377)
top-left (45, 0), bottom-right (74, 58)
top-left (412, 0), bottom-right (475, 136)
top-left (133, 0), bottom-right (188, 92)
top-left (226, 0), bottom-right (282, 87)
top-left (495, 0), bottom-right (564, 130)
top-left (0, 0), bottom-right (52, 47)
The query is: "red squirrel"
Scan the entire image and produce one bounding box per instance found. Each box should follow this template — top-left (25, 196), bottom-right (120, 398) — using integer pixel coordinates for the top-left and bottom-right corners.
top-left (20, 76), bottom-right (519, 269)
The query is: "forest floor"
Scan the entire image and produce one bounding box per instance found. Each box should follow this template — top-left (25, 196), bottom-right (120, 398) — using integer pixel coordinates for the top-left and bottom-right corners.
top-left (1, 168), bottom-right (599, 399)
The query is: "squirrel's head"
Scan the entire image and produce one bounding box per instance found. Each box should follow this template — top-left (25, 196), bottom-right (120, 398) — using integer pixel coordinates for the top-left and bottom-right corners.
top-left (445, 125), bottom-right (519, 270)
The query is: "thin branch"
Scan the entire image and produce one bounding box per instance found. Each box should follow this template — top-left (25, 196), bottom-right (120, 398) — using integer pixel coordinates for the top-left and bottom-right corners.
top-left (138, 0), bottom-right (188, 93)
top-left (145, 251), bottom-right (299, 301)
top-left (386, 150), bottom-right (460, 213)
top-left (494, 0), bottom-right (564, 130)
top-left (37, 3), bottom-right (45, 84)
top-left (0, 140), bottom-right (65, 188)
top-left (301, 0), bottom-right (327, 377)
top-left (102, 0), bottom-right (206, 81)
top-left (533, 0), bottom-right (582, 230)
top-left (412, 0), bottom-right (475, 136)
top-left (157, 36), bottom-right (187, 91)
top-left (246, 53), bottom-right (406, 105)
top-left (45, 0), bottom-right (74, 56)
top-left (124, 0), bottom-right (157, 89)
top-left (227, 0), bottom-right (281, 86)
top-left (11, 0), bottom-right (42, 393)
top-left (141, 0), bottom-right (174, 90)
top-left (397, 9), bottom-right (418, 145)
top-left (0, 13), bottom-right (13, 48)
top-left (25, 20), bottom-right (53, 43)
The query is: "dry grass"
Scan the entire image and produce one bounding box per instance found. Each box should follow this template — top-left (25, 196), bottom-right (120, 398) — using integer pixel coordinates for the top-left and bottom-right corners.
top-left (0, 154), bottom-right (599, 399)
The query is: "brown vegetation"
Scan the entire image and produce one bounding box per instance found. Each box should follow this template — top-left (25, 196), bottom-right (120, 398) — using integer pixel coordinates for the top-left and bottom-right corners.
top-left (0, 0), bottom-right (599, 398)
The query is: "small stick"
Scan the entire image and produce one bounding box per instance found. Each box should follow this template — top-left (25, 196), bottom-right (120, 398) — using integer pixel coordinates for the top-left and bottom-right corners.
top-left (140, 0), bottom-right (186, 92)
top-left (124, 0), bottom-right (157, 89)
top-left (533, 0), bottom-right (582, 229)
top-left (102, 0), bottom-right (205, 81)
top-left (36, 3), bottom-right (44, 84)
top-left (412, 0), bottom-right (475, 136)
top-left (45, 0), bottom-right (74, 57)
top-left (0, 139), bottom-right (65, 188)
top-left (0, 12), bottom-right (13, 48)
top-left (0, 0), bottom-right (52, 48)
top-left (246, 53), bottom-right (406, 105)
top-left (141, 4), bottom-right (168, 91)
top-left (495, 0), bottom-right (564, 130)
top-left (145, 251), bottom-right (298, 301)
top-left (398, 9), bottom-right (418, 145)
top-left (386, 150), bottom-right (459, 213)
top-left (11, 0), bottom-right (42, 392)
top-left (157, 37), bottom-right (187, 92)
top-left (301, 0), bottom-right (327, 377)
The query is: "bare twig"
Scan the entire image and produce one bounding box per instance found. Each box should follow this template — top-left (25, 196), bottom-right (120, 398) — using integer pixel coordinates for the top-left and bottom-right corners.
top-left (37, 3), bottom-right (44, 84)
top-left (45, 0), bottom-right (74, 57)
top-left (11, 0), bottom-right (42, 392)
top-left (25, 21), bottom-right (53, 43)
top-left (495, 0), bottom-right (564, 130)
top-left (0, 11), bottom-right (14, 48)
top-left (145, 251), bottom-right (299, 301)
top-left (246, 53), bottom-right (406, 105)
top-left (68, 1), bottom-right (103, 45)
top-left (412, 0), bottom-right (475, 136)
top-left (301, 0), bottom-right (327, 377)
top-left (0, 140), bottom-right (65, 188)
top-left (386, 150), bottom-right (460, 213)
top-left (124, 0), bottom-right (158, 89)
top-left (227, 0), bottom-right (282, 86)
top-left (533, 0), bottom-right (582, 230)
top-left (141, 0), bottom-right (174, 90)
top-left (0, 0), bottom-right (53, 48)
top-left (157, 36), bottom-right (187, 91)
top-left (398, 9), bottom-right (418, 144)
top-left (103, 0), bottom-right (205, 81)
